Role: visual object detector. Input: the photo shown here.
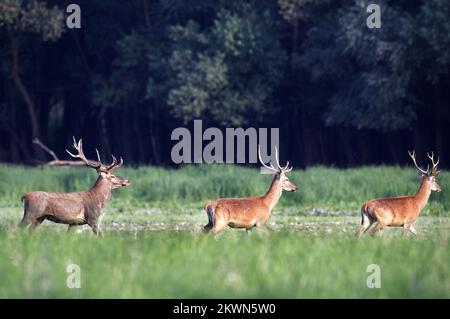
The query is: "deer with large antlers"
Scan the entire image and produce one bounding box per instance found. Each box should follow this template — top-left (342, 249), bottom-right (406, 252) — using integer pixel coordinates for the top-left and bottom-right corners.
top-left (358, 150), bottom-right (441, 238)
top-left (203, 147), bottom-right (297, 235)
top-left (19, 138), bottom-right (130, 236)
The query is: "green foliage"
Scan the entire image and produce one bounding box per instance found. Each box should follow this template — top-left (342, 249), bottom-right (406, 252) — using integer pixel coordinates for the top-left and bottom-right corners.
top-left (1, 0), bottom-right (450, 166)
top-left (167, 2), bottom-right (287, 125)
top-left (91, 0), bottom-right (287, 127)
top-left (297, 0), bottom-right (450, 131)
top-left (0, 0), bottom-right (64, 40)
top-left (278, 0), bottom-right (318, 23)
top-left (0, 230), bottom-right (449, 298)
top-left (419, 0), bottom-right (450, 82)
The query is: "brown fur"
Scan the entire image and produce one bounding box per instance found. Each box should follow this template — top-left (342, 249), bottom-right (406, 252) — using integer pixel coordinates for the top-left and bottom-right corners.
top-left (20, 174), bottom-right (129, 235)
top-left (358, 176), bottom-right (440, 238)
top-left (204, 173), bottom-right (297, 234)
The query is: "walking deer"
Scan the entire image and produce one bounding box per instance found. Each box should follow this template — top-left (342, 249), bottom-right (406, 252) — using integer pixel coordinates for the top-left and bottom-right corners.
top-left (203, 147), bottom-right (297, 235)
top-left (358, 150), bottom-right (441, 238)
top-left (19, 138), bottom-right (130, 236)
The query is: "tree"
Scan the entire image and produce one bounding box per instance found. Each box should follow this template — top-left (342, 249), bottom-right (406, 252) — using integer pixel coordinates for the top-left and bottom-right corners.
top-left (167, 1), bottom-right (287, 126)
top-left (0, 0), bottom-right (64, 158)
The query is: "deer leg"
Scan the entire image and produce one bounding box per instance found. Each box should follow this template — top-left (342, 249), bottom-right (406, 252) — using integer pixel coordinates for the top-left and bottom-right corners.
top-left (358, 216), bottom-right (375, 237)
top-left (409, 225), bottom-right (419, 236)
top-left (67, 225), bottom-right (77, 233)
top-left (29, 216), bottom-right (45, 231)
top-left (209, 221), bottom-right (227, 235)
top-left (208, 216), bottom-right (227, 235)
top-left (91, 224), bottom-right (102, 237)
top-left (19, 208), bottom-right (36, 229)
top-left (18, 215), bottom-right (32, 229)
top-left (402, 223), bottom-right (412, 239)
top-left (87, 218), bottom-right (102, 237)
top-left (205, 207), bottom-right (228, 235)
top-left (370, 222), bottom-right (385, 237)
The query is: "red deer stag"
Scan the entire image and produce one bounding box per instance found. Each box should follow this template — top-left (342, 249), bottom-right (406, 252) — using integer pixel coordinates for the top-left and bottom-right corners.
top-left (203, 147), bottom-right (297, 235)
top-left (19, 138), bottom-right (130, 236)
top-left (358, 150), bottom-right (441, 238)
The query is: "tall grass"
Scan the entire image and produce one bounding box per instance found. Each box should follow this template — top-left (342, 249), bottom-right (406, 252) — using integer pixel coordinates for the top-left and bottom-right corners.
top-left (0, 230), bottom-right (448, 298)
top-left (0, 165), bottom-right (448, 299)
top-left (0, 164), bottom-right (448, 214)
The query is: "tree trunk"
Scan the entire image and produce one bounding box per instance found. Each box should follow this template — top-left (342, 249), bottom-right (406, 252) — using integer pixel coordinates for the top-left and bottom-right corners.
top-left (300, 109), bottom-right (315, 167)
top-left (99, 107), bottom-right (111, 158)
top-left (8, 29), bottom-right (44, 159)
top-left (143, 0), bottom-right (151, 27)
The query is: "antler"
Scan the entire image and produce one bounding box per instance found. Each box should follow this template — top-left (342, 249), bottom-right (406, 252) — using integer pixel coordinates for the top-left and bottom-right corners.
top-left (273, 146), bottom-right (293, 172)
top-left (258, 146), bottom-right (279, 173)
top-left (66, 137), bottom-right (101, 170)
top-left (408, 150), bottom-right (429, 176)
top-left (67, 137), bottom-right (123, 173)
top-left (106, 155), bottom-right (123, 172)
top-left (258, 146), bottom-right (293, 173)
top-left (427, 151), bottom-right (440, 176)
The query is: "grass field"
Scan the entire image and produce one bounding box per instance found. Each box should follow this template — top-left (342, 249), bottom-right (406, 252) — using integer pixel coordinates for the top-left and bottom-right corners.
top-left (0, 164), bottom-right (449, 298)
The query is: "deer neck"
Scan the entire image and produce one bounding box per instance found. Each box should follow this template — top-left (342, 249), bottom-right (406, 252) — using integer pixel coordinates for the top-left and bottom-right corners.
top-left (89, 176), bottom-right (112, 206)
top-left (262, 176), bottom-right (283, 211)
top-left (414, 177), bottom-right (431, 212)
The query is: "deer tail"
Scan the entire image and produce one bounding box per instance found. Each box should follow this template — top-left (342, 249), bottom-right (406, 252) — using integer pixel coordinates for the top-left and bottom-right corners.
top-left (203, 201), bottom-right (212, 211)
top-left (206, 206), bottom-right (214, 227)
top-left (204, 202), bottom-right (215, 228)
top-left (360, 203), bottom-right (368, 225)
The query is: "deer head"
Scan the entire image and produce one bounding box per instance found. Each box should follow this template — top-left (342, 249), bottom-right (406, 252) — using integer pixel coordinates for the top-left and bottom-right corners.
top-left (408, 150), bottom-right (441, 192)
top-left (258, 146), bottom-right (297, 192)
top-left (67, 137), bottom-right (130, 189)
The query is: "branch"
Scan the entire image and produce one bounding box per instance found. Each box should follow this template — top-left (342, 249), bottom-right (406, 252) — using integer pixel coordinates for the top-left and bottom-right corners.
top-left (32, 138), bottom-right (58, 161)
top-left (32, 138), bottom-right (91, 167)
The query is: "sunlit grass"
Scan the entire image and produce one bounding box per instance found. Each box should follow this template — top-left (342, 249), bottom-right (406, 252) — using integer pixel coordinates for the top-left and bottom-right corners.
top-left (0, 165), bottom-right (448, 298)
top-left (0, 164), bottom-right (447, 214)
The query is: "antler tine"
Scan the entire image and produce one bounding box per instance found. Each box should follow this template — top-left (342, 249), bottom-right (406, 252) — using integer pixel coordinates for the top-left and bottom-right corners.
top-left (66, 137), bottom-right (101, 170)
top-left (116, 157), bottom-right (124, 169)
top-left (427, 151), bottom-right (440, 176)
top-left (106, 154), bottom-right (124, 171)
top-left (283, 161), bottom-right (293, 172)
top-left (258, 145), bottom-right (279, 173)
top-left (274, 146), bottom-right (281, 171)
top-left (66, 136), bottom-right (79, 158)
top-left (95, 148), bottom-right (102, 163)
top-left (275, 146), bottom-right (293, 173)
top-left (427, 151), bottom-right (440, 167)
top-left (408, 150), bottom-right (429, 176)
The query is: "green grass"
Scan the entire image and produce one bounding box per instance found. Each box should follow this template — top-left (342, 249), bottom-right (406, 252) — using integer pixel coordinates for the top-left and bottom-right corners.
top-left (0, 229), bottom-right (449, 298)
top-left (0, 164), bottom-right (449, 298)
top-left (0, 164), bottom-right (448, 215)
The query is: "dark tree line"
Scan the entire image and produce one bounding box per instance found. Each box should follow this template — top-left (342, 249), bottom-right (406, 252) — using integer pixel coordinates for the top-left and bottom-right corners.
top-left (0, 0), bottom-right (449, 167)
